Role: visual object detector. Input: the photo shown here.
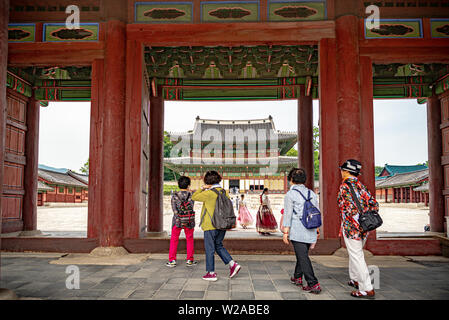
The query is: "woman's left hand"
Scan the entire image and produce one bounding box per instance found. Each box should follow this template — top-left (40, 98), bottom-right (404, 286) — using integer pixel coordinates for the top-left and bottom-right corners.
top-left (282, 233), bottom-right (289, 245)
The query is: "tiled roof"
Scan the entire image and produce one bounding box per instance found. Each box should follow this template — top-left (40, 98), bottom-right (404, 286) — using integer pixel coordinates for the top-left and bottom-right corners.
top-left (38, 164), bottom-right (68, 174)
top-left (168, 117), bottom-right (297, 156)
top-left (381, 164), bottom-right (428, 176)
top-left (169, 117), bottom-right (297, 142)
top-left (376, 169), bottom-right (428, 189)
top-left (37, 180), bottom-right (54, 192)
top-left (414, 183), bottom-right (429, 192)
top-left (38, 169), bottom-right (88, 188)
top-left (68, 170), bottom-right (89, 184)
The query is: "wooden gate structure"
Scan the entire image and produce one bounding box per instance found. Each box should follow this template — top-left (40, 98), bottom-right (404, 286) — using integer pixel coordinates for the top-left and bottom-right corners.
top-left (1, 0), bottom-right (449, 255)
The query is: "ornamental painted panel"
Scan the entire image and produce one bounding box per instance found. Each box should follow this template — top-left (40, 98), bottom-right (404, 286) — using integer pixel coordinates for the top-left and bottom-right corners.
top-left (135, 2), bottom-right (193, 23)
top-left (268, 1), bottom-right (326, 22)
top-left (201, 1), bottom-right (260, 23)
top-left (430, 19), bottom-right (449, 39)
top-left (145, 45), bottom-right (318, 80)
top-left (8, 23), bottom-right (35, 43)
top-left (6, 73), bottom-right (32, 98)
top-left (43, 23), bottom-right (99, 42)
top-left (364, 19), bottom-right (423, 39)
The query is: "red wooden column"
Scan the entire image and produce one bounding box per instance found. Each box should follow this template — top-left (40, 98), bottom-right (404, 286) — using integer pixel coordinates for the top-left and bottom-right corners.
top-left (298, 86), bottom-right (314, 190)
top-left (319, 38), bottom-right (340, 239)
top-left (427, 95), bottom-right (445, 232)
top-left (385, 189), bottom-right (388, 203)
top-left (98, 20), bottom-right (126, 247)
top-left (335, 15), bottom-right (362, 164)
top-left (124, 40), bottom-right (145, 239)
top-left (359, 55), bottom-right (377, 241)
top-left (22, 96), bottom-right (40, 232)
top-left (147, 90), bottom-right (164, 234)
top-left (87, 59), bottom-right (104, 240)
top-left (359, 56), bottom-right (375, 196)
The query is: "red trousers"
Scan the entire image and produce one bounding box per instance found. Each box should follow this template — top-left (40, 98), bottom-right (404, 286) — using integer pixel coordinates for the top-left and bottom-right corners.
top-left (169, 225), bottom-right (195, 261)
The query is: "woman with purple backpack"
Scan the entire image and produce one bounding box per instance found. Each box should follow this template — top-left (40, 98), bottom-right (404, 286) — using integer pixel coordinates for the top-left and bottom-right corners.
top-left (282, 168), bottom-right (321, 294)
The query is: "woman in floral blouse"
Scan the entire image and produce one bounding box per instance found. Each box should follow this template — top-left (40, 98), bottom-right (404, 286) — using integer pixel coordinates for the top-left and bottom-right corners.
top-left (337, 159), bottom-right (379, 299)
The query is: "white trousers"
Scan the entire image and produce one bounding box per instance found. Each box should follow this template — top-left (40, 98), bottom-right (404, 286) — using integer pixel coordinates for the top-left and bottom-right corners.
top-left (343, 234), bottom-right (373, 292)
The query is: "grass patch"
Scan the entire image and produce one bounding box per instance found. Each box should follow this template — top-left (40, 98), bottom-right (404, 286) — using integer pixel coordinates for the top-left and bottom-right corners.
top-left (164, 184), bottom-right (179, 195)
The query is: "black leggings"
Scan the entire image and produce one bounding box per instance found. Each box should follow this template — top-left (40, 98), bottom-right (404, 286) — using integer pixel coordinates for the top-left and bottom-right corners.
top-left (291, 240), bottom-right (318, 287)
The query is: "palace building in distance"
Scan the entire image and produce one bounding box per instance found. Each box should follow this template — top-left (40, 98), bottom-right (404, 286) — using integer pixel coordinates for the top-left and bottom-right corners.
top-left (164, 116), bottom-right (298, 193)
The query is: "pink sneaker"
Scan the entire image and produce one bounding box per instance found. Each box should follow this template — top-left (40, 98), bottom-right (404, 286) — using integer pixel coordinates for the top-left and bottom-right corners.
top-left (303, 283), bottom-right (321, 294)
top-left (229, 263), bottom-right (241, 278)
top-left (202, 272), bottom-right (218, 281)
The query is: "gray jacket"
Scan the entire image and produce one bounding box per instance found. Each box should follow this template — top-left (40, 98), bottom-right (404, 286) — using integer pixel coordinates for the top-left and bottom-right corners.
top-left (282, 184), bottom-right (318, 244)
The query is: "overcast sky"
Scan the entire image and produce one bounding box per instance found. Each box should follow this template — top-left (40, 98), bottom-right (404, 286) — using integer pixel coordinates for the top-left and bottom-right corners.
top-left (38, 99), bottom-right (428, 172)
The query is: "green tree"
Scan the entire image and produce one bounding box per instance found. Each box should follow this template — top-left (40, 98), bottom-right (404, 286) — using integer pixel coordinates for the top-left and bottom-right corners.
top-left (164, 131), bottom-right (179, 181)
top-left (286, 148), bottom-right (298, 157)
top-left (80, 159), bottom-right (89, 174)
top-left (313, 126), bottom-right (319, 181)
top-left (375, 166), bottom-right (384, 177)
top-left (286, 126), bottom-right (320, 181)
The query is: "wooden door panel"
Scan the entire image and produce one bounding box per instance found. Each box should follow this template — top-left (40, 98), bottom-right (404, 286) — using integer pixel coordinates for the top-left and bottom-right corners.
top-left (2, 195), bottom-right (22, 219)
top-left (5, 126), bottom-right (25, 155)
top-left (443, 127), bottom-right (449, 156)
top-left (2, 90), bottom-right (28, 233)
top-left (7, 95), bottom-right (26, 124)
top-left (441, 96), bottom-right (449, 122)
top-left (3, 162), bottom-right (24, 190)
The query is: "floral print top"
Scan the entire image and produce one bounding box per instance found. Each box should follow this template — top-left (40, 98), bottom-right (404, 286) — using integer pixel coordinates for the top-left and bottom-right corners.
top-left (337, 177), bottom-right (379, 240)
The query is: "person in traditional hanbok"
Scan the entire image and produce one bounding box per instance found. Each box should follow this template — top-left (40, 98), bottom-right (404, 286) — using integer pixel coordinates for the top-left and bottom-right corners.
top-left (237, 194), bottom-right (253, 229)
top-left (256, 188), bottom-right (278, 235)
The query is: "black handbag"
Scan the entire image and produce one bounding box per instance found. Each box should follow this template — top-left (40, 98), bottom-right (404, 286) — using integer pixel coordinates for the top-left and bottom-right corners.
top-left (346, 182), bottom-right (383, 232)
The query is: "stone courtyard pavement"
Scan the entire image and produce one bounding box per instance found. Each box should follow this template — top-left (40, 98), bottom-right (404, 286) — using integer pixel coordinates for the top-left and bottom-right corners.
top-left (1, 253), bottom-right (449, 300)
